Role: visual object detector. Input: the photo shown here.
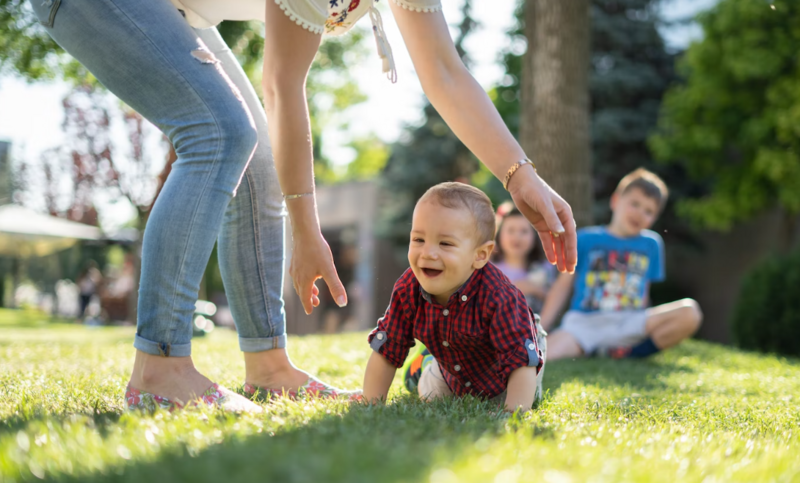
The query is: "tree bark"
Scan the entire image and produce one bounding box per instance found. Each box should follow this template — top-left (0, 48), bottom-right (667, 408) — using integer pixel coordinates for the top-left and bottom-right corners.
top-left (520, 0), bottom-right (593, 227)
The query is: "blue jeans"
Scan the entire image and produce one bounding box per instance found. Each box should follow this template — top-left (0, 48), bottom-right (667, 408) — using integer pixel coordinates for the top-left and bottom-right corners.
top-left (31, 0), bottom-right (288, 356)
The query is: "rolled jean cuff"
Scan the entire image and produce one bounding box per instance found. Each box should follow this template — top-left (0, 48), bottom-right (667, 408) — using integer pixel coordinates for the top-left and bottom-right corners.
top-left (239, 333), bottom-right (287, 353)
top-left (134, 334), bottom-right (192, 357)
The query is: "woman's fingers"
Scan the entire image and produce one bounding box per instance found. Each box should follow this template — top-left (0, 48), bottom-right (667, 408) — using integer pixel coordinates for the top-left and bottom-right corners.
top-left (298, 279), bottom-right (314, 315)
top-left (554, 199), bottom-right (578, 272)
top-left (537, 194), bottom-right (567, 237)
top-left (537, 230), bottom-right (558, 265)
top-left (322, 262), bottom-right (348, 307)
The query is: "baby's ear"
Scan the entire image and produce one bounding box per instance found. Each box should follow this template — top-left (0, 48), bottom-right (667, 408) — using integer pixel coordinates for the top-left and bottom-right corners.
top-left (473, 241), bottom-right (496, 269)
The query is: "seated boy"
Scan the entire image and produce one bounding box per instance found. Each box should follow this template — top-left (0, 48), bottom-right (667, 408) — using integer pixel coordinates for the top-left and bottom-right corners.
top-left (541, 168), bottom-right (703, 361)
top-left (362, 182), bottom-right (546, 412)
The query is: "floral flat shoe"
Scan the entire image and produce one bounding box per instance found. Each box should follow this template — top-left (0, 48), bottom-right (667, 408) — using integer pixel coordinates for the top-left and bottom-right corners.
top-left (125, 383), bottom-right (262, 413)
top-left (242, 377), bottom-right (362, 402)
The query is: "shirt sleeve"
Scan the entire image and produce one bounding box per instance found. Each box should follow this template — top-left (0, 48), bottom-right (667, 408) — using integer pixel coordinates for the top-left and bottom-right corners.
top-left (647, 233), bottom-right (666, 282)
top-left (488, 288), bottom-right (542, 381)
top-left (367, 274), bottom-right (416, 368)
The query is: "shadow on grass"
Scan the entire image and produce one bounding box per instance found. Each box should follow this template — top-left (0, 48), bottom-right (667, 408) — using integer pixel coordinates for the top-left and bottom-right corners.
top-left (54, 396), bottom-right (553, 483)
top-left (0, 410), bottom-right (122, 438)
top-left (542, 351), bottom-right (696, 395)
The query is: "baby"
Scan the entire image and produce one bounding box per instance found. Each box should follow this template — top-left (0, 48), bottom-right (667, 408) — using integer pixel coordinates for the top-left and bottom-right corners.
top-left (361, 182), bottom-right (546, 412)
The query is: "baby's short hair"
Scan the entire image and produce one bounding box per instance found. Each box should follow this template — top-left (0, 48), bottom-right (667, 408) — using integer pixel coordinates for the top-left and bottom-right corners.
top-left (418, 182), bottom-right (496, 244)
top-left (615, 168), bottom-right (669, 210)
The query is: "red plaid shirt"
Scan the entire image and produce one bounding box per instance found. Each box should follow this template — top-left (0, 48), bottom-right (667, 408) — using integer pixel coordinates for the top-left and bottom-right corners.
top-left (368, 263), bottom-right (543, 399)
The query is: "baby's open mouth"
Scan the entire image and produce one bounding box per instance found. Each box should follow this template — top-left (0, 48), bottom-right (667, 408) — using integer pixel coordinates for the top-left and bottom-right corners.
top-left (422, 268), bottom-right (443, 278)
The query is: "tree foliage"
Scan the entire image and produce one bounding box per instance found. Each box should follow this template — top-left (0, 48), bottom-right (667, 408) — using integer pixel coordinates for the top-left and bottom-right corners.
top-left (732, 246), bottom-right (800, 357)
top-left (649, 0), bottom-right (800, 230)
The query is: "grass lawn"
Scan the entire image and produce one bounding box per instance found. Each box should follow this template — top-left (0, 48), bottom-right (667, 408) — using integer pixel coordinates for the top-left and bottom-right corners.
top-left (1, 308), bottom-right (799, 482)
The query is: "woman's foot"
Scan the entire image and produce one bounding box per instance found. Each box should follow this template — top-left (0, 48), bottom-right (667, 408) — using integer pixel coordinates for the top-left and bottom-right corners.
top-left (243, 348), bottom-right (360, 400)
top-left (129, 350), bottom-right (262, 413)
top-left (126, 382), bottom-right (262, 413)
top-left (242, 376), bottom-right (360, 401)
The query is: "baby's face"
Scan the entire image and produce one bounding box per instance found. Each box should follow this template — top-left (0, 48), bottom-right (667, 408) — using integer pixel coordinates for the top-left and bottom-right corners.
top-left (408, 201), bottom-right (485, 304)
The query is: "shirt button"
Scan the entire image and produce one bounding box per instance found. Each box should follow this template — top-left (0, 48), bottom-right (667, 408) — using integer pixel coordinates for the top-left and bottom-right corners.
top-left (461, 295), bottom-right (468, 302)
top-left (442, 341), bottom-right (450, 347)
top-left (442, 309), bottom-right (449, 316)
top-left (464, 381), bottom-right (472, 387)
top-left (377, 333), bottom-right (385, 340)
top-left (454, 364), bottom-right (461, 372)
top-left (528, 343), bottom-right (535, 350)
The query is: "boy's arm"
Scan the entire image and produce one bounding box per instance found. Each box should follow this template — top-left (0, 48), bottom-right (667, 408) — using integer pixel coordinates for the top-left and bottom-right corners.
top-left (362, 351), bottom-right (397, 404)
top-left (504, 365), bottom-right (538, 412)
top-left (539, 272), bottom-right (574, 330)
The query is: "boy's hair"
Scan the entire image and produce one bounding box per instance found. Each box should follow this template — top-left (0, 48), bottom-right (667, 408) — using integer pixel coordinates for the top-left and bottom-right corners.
top-left (615, 168), bottom-right (669, 210)
top-left (418, 182), bottom-right (496, 244)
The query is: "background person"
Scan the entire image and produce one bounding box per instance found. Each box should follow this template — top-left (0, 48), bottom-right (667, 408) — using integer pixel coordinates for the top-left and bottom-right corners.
top-left (541, 169), bottom-right (703, 361)
top-left (493, 203), bottom-right (557, 314)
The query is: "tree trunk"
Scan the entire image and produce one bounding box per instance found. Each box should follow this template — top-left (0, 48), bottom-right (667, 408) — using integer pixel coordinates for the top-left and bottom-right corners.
top-left (520, 0), bottom-right (593, 227)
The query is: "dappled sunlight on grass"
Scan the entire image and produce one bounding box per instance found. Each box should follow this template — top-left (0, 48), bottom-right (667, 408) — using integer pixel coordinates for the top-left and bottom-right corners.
top-left (0, 313), bottom-right (799, 482)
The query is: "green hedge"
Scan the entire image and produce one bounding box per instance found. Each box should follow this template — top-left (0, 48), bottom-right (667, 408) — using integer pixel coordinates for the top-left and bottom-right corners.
top-left (732, 249), bottom-right (800, 357)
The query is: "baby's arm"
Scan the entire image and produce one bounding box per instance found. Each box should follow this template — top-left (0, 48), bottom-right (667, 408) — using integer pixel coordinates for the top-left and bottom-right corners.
top-left (362, 352), bottom-right (397, 404)
top-left (504, 366), bottom-right (538, 412)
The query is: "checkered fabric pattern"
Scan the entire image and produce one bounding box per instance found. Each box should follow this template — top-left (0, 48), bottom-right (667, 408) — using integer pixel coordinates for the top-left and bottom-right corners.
top-left (368, 263), bottom-right (543, 399)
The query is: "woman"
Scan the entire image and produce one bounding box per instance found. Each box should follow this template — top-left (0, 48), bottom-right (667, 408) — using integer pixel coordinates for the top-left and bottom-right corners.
top-left (30, 0), bottom-right (576, 411)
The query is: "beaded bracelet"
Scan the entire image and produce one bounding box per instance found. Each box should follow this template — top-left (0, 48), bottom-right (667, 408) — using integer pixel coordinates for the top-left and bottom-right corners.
top-left (503, 158), bottom-right (536, 191)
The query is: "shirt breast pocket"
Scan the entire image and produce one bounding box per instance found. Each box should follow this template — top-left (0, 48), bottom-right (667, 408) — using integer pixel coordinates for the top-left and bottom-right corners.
top-left (451, 325), bottom-right (489, 352)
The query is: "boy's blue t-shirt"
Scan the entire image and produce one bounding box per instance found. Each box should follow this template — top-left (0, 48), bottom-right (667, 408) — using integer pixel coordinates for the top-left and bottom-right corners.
top-left (570, 226), bottom-right (665, 312)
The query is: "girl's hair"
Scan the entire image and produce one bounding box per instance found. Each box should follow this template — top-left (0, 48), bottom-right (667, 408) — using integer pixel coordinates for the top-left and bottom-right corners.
top-left (492, 202), bottom-right (544, 266)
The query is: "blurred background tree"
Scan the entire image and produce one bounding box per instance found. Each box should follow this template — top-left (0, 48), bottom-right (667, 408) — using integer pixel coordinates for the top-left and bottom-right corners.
top-left (650, 0), bottom-right (800, 247)
top-left (520, 0), bottom-right (592, 227)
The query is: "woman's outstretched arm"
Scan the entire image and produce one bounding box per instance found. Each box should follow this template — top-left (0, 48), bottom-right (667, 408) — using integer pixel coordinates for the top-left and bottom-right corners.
top-left (390, 3), bottom-right (577, 273)
top-left (262, 0), bottom-right (347, 314)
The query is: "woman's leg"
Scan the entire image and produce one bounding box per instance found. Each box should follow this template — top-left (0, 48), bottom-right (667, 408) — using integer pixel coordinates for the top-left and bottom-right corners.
top-left (30, 0), bottom-right (259, 405)
top-left (194, 28), bottom-right (308, 390)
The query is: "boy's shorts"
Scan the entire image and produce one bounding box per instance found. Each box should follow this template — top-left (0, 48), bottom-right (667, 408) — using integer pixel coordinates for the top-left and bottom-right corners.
top-left (557, 310), bottom-right (648, 354)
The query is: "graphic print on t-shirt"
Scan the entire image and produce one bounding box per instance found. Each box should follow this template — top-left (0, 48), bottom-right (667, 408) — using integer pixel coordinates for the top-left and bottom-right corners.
top-left (581, 249), bottom-right (651, 311)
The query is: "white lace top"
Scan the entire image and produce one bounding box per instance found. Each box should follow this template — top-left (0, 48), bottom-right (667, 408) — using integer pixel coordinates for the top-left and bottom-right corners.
top-left (170, 0), bottom-right (442, 32)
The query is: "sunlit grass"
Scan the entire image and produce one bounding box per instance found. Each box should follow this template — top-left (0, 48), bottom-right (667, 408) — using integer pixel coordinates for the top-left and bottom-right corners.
top-left (1, 308), bottom-right (799, 482)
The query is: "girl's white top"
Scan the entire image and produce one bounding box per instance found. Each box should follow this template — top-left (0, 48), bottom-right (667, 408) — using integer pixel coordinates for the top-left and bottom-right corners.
top-left (169, 0), bottom-right (442, 32)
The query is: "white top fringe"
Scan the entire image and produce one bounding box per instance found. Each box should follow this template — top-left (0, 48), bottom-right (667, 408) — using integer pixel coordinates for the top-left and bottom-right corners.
top-left (170, 0), bottom-right (441, 81)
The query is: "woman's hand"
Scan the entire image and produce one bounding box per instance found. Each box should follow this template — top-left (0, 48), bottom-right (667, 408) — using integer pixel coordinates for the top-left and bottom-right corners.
top-left (507, 165), bottom-right (577, 274)
top-left (289, 229), bottom-right (347, 315)
top-left (389, 4), bottom-right (577, 273)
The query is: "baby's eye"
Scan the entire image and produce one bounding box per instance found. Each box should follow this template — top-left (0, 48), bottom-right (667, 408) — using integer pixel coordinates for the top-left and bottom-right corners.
top-left (412, 237), bottom-right (424, 243)
top-left (440, 241), bottom-right (453, 247)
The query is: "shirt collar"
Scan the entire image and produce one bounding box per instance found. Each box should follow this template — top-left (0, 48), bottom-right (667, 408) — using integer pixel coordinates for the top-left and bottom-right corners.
top-left (419, 266), bottom-right (484, 306)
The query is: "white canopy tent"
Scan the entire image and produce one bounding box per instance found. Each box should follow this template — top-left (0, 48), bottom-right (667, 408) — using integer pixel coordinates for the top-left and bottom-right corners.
top-left (0, 205), bottom-right (102, 258)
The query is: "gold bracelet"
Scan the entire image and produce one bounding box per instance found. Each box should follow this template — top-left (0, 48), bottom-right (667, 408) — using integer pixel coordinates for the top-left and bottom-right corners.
top-left (283, 192), bottom-right (314, 200)
top-left (503, 158), bottom-right (536, 191)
